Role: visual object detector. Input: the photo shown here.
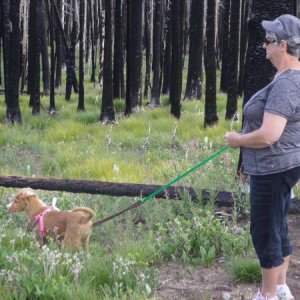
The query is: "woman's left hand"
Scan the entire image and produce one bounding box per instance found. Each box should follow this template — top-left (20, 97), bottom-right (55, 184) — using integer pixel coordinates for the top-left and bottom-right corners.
top-left (224, 132), bottom-right (241, 148)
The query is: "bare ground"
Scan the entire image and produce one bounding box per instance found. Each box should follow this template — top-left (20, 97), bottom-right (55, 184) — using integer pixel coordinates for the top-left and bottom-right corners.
top-left (155, 214), bottom-right (300, 300)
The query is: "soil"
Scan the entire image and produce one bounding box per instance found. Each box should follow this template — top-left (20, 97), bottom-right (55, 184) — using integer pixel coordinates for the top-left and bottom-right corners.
top-left (155, 214), bottom-right (300, 300)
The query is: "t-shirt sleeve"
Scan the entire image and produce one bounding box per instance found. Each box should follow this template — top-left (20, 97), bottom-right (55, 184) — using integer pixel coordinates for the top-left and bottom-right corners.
top-left (265, 78), bottom-right (299, 119)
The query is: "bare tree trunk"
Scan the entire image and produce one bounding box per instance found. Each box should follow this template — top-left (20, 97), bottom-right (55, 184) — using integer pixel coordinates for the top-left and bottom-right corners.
top-left (78, 0), bottom-right (85, 111)
top-left (113, 0), bottom-right (125, 99)
top-left (2, 0), bottom-right (22, 123)
top-left (204, 0), bottom-right (218, 127)
top-left (100, 0), bottom-right (115, 123)
top-left (184, 0), bottom-right (204, 100)
top-left (150, 0), bottom-right (163, 106)
top-left (55, 0), bottom-right (62, 88)
top-left (41, 0), bottom-right (50, 96)
top-left (161, 0), bottom-right (172, 95)
top-left (170, 0), bottom-right (183, 118)
top-left (29, 0), bottom-right (42, 115)
top-left (225, 0), bottom-right (241, 120)
top-left (220, 0), bottom-right (230, 93)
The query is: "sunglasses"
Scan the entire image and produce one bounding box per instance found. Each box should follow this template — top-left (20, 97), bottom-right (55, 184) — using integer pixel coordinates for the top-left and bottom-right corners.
top-left (264, 37), bottom-right (277, 45)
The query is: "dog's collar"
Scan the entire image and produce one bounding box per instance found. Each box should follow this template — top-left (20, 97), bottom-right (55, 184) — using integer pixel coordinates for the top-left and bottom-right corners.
top-left (30, 206), bottom-right (54, 237)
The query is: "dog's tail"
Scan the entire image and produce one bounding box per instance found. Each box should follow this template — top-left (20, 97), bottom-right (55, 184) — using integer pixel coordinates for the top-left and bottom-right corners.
top-left (72, 207), bottom-right (95, 223)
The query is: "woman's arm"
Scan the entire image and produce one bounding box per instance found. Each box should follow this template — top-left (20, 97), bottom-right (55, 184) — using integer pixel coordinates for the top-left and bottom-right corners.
top-left (225, 112), bottom-right (287, 149)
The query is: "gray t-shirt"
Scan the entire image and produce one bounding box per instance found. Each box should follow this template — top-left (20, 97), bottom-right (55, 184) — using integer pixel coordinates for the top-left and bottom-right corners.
top-left (242, 69), bottom-right (300, 175)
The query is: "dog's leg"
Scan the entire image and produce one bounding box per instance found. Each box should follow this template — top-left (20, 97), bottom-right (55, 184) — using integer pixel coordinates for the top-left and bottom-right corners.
top-left (81, 234), bottom-right (90, 250)
top-left (63, 227), bottom-right (81, 251)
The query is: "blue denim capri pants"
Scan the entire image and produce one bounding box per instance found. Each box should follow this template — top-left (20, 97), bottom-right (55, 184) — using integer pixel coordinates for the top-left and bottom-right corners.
top-left (250, 166), bottom-right (300, 268)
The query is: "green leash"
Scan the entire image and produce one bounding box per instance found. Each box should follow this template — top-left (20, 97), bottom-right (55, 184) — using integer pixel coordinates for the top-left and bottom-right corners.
top-left (93, 145), bottom-right (229, 227)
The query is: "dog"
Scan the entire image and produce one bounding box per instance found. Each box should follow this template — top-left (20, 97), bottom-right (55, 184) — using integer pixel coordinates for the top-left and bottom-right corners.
top-left (7, 187), bottom-right (95, 251)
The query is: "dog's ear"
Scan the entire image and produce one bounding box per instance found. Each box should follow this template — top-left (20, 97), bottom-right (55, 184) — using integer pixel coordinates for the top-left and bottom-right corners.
top-left (20, 188), bottom-right (36, 198)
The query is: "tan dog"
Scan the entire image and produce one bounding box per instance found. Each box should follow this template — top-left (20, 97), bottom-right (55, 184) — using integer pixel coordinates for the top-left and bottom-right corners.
top-left (7, 187), bottom-right (95, 251)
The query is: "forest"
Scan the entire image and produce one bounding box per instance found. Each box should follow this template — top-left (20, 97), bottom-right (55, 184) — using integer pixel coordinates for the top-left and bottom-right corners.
top-left (1, 0), bottom-right (298, 126)
top-left (1, 1), bottom-right (300, 299)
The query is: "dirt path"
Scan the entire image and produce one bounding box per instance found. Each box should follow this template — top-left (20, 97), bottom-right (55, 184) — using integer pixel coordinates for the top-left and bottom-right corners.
top-left (156, 215), bottom-right (300, 300)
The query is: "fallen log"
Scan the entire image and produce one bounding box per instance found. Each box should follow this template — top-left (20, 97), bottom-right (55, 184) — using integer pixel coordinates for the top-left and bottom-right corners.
top-left (0, 176), bottom-right (299, 214)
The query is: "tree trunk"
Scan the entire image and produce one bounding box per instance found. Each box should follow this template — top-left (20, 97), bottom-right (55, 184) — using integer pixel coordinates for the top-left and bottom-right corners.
top-left (219, 0), bottom-right (230, 93)
top-left (143, 0), bottom-right (152, 99)
top-left (2, 0), bottom-right (22, 123)
top-left (29, 0), bottom-right (42, 115)
top-left (170, 0), bottom-right (183, 119)
top-left (238, 0), bottom-right (250, 97)
top-left (150, 0), bottom-right (163, 106)
top-left (113, 0), bottom-right (125, 99)
top-left (129, 0), bottom-right (143, 111)
top-left (78, 0), bottom-right (85, 111)
top-left (47, 0), bottom-right (56, 113)
top-left (184, 0), bottom-right (204, 100)
top-left (204, 0), bottom-right (218, 127)
top-left (100, 0), bottom-right (115, 123)
top-left (161, 0), bottom-right (172, 95)
top-left (41, 0), bottom-right (50, 96)
top-left (225, 0), bottom-right (241, 120)
top-left (55, 0), bottom-right (62, 88)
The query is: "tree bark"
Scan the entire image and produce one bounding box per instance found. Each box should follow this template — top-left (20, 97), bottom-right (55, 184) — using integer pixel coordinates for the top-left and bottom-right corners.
top-left (161, 0), bottom-right (172, 95)
top-left (2, 0), bottom-right (22, 123)
top-left (40, 0), bottom-right (50, 96)
top-left (170, 0), bottom-right (183, 119)
top-left (225, 0), bottom-right (241, 120)
top-left (220, 0), bottom-right (230, 93)
top-left (150, 0), bottom-right (163, 106)
top-left (184, 0), bottom-right (204, 100)
top-left (143, 0), bottom-right (152, 99)
top-left (1, 175), bottom-right (300, 213)
top-left (204, 0), bottom-right (218, 127)
top-left (78, 0), bottom-right (85, 111)
top-left (29, 0), bottom-right (42, 115)
top-left (55, 0), bottom-right (62, 88)
top-left (100, 0), bottom-right (115, 123)
top-left (113, 0), bottom-right (125, 99)
top-left (129, 0), bottom-right (143, 111)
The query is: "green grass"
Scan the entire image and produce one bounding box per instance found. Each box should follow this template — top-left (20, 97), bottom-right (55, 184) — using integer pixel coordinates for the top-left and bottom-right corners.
top-left (227, 256), bottom-right (261, 283)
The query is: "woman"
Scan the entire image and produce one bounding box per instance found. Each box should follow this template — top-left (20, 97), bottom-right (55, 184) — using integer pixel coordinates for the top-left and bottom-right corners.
top-left (225, 14), bottom-right (300, 300)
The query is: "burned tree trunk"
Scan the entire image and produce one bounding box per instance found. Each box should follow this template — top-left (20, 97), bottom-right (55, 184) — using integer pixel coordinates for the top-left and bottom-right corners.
top-left (55, 0), bottom-right (62, 88)
top-left (170, 0), bottom-right (183, 119)
top-left (100, 0), bottom-right (115, 123)
top-left (41, 0), bottom-right (50, 96)
top-left (161, 0), bottom-right (172, 95)
top-left (78, 0), bottom-right (85, 111)
top-left (150, 0), bottom-right (163, 107)
top-left (113, 0), bottom-right (125, 99)
top-left (125, 0), bottom-right (143, 115)
top-left (29, 0), bottom-right (43, 115)
top-left (143, 0), bottom-right (152, 99)
top-left (184, 0), bottom-right (204, 100)
top-left (2, 0), bottom-right (22, 123)
top-left (204, 0), bottom-right (218, 127)
top-left (225, 0), bottom-right (241, 120)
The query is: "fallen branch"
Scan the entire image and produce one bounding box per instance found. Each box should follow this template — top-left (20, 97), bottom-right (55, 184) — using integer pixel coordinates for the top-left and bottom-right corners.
top-left (0, 176), bottom-right (299, 213)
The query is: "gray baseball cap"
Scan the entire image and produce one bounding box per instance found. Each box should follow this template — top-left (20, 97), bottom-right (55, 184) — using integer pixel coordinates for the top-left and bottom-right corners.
top-left (262, 14), bottom-right (300, 46)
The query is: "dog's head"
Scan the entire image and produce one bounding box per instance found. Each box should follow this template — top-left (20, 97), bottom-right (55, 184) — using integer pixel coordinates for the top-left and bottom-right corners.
top-left (7, 188), bottom-right (38, 212)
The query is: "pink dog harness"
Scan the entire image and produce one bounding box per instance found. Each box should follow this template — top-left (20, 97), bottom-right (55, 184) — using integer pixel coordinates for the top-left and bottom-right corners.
top-left (31, 207), bottom-right (54, 237)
